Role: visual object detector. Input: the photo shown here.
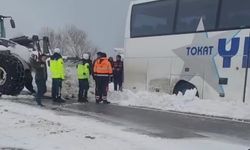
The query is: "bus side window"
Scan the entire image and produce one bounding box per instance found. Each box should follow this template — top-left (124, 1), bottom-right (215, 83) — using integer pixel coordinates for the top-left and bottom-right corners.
top-left (219, 0), bottom-right (250, 30)
top-left (175, 0), bottom-right (218, 33)
top-left (131, 0), bottom-right (176, 37)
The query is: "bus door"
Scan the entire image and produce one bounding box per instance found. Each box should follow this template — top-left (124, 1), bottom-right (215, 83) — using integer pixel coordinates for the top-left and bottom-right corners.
top-left (124, 57), bottom-right (148, 91)
top-left (146, 57), bottom-right (172, 93)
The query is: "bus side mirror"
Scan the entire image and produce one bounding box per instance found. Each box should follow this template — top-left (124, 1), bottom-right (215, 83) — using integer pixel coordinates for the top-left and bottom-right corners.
top-left (10, 18), bottom-right (15, 28)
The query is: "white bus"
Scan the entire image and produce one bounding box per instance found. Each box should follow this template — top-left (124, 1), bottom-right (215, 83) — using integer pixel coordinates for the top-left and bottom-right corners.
top-left (124, 0), bottom-right (250, 102)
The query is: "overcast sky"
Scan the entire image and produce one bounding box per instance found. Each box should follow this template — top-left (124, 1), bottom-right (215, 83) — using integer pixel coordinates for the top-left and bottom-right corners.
top-left (0, 0), bottom-right (131, 54)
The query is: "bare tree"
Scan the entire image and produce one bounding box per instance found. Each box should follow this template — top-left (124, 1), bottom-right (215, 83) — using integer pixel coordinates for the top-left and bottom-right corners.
top-left (40, 25), bottom-right (98, 58)
top-left (62, 25), bottom-right (87, 57)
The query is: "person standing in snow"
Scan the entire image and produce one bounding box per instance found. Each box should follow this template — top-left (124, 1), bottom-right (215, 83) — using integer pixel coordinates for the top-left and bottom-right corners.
top-left (93, 52), bottom-right (112, 104)
top-left (92, 52), bottom-right (103, 99)
top-left (92, 52), bottom-right (103, 79)
top-left (77, 53), bottom-right (91, 103)
top-left (49, 48), bottom-right (65, 103)
top-left (108, 57), bottom-right (114, 83)
top-left (32, 54), bottom-right (48, 106)
top-left (113, 55), bottom-right (124, 91)
top-left (86, 52), bottom-right (93, 76)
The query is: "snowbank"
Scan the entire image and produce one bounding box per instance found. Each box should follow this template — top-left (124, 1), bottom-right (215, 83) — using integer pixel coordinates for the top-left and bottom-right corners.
top-left (108, 88), bottom-right (250, 121)
top-left (0, 100), bottom-right (247, 150)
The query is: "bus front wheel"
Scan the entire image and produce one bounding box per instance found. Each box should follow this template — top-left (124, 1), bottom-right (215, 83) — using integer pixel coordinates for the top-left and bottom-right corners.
top-left (173, 80), bottom-right (199, 97)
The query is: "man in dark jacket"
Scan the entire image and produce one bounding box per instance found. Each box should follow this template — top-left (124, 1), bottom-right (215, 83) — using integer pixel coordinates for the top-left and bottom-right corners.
top-left (108, 57), bottom-right (114, 83)
top-left (113, 55), bottom-right (124, 91)
top-left (92, 51), bottom-right (103, 100)
top-left (33, 54), bottom-right (48, 106)
top-left (86, 52), bottom-right (93, 76)
top-left (92, 52), bottom-right (102, 79)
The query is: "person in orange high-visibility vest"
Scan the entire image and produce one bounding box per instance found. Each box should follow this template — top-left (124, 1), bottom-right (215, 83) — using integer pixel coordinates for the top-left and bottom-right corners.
top-left (93, 52), bottom-right (112, 104)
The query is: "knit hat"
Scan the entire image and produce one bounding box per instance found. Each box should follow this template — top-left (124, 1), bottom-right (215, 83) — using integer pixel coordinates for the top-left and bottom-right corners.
top-left (82, 53), bottom-right (89, 60)
top-left (54, 48), bottom-right (61, 54)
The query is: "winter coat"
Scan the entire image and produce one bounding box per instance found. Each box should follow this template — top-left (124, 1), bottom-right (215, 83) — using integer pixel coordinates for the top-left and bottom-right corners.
top-left (87, 59), bottom-right (93, 75)
top-left (50, 53), bottom-right (65, 79)
top-left (113, 60), bottom-right (124, 79)
top-left (77, 59), bottom-right (90, 80)
top-left (33, 61), bottom-right (47, 81)
top-left (93, 57), bottom-right (113, 77)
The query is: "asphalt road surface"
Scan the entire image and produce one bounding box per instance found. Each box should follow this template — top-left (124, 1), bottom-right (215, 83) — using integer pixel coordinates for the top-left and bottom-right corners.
top-left (61, 101), bottom-right (250, 146)
top-left (7, 97), bottom-right (250, 147)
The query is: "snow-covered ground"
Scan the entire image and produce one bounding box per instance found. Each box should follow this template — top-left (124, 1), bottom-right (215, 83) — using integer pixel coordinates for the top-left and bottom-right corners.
top-left (62, 61), bottom-right (250, 121)
top-left (1, 63), bottom-right (248, 150)
top-left (0, 100), bottom-right (248, 150)
top-left (108, 85), bottom-right (250, 121)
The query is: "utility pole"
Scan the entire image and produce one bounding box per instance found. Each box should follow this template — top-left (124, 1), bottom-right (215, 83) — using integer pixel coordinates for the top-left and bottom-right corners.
top-left (243, 34), bottom-right (250, 103)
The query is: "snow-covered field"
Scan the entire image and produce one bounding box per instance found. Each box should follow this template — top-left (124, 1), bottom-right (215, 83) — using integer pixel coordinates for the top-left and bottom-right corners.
top-left (0, 100), bottom-right (248, 150)
top-left (1, 63), bottom-right (248, 149)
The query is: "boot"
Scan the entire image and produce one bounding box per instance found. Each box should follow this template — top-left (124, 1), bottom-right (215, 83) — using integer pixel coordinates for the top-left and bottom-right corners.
top-left (83, 97), bottom-right (89, 103)
top-left (78, 97), bottom-right (84, 103)
top-left (53, 99), bottom-right (60, 103)
top-left (58, 97), bottom-right (66, 103)
top-left (96, 99), bottom-right (100, 104)
top-left (103, 100), bottom-right (110, 104)
top-left (38, 103), bottom-right (45, 107)
top-left (96, 99), bottom-right (102, 104)
top-left (59, 99), bottom-right (66, 103)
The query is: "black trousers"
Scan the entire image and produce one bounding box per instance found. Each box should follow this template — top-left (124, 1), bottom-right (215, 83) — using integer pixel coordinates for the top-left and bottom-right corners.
top-left (25, 81), bottom-right (36, 94)
top-left (24, 71), bottom-right (36, 94)
top-left (95, 76), bottom-right (109, 101)
top-left (35, 79), bottom-right (47, 104)
top-left (78, 79), bottom-right (89, 100)
top-left (52, 78), bottom-right (62, 100)
top-left (114, 76), bottom-right (123, 91)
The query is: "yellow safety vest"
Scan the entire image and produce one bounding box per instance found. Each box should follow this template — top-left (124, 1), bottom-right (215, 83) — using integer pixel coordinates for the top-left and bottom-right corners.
top-left (77, 63), bottom-right (90, 80)
top-left (50, 58), bottom-right (65, 79)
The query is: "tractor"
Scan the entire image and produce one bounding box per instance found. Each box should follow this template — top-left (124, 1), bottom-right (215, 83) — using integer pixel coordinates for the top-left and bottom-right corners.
top-left (0, 15), bottom-right (51, 96)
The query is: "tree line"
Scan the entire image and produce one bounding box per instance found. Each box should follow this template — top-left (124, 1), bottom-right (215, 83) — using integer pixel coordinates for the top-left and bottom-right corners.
top-left (40, 25), bottom-right (98, 58)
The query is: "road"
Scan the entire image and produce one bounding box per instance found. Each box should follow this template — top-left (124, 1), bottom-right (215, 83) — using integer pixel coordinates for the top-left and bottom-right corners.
top-left (60, 100), bottom-right (250, 146)
top-left (8, 97), bottom-right (250, 147)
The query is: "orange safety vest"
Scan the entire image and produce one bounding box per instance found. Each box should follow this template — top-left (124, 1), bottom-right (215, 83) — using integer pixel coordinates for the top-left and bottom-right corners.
top-left (94, 57), bottom-right (112, 76)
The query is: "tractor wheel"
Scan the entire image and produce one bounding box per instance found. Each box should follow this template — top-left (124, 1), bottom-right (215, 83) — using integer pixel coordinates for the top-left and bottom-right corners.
top-left (0, 53), bottom-right (25, 95)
